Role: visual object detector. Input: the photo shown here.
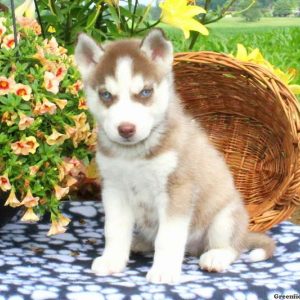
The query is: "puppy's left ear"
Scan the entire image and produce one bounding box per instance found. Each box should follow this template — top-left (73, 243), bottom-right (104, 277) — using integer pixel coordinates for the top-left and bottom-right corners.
top-left (140, 29), bottom-right (173, 66)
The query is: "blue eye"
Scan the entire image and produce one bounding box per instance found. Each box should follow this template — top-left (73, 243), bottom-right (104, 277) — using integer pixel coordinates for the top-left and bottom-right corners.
top-left (99, 90), bottom-right (112, 102)
top-left (139, 88), bottom-right (153, 98)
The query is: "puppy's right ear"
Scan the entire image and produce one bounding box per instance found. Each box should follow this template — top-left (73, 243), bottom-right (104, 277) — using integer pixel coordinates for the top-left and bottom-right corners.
top-left (75, 33), bottom-right (104, 80)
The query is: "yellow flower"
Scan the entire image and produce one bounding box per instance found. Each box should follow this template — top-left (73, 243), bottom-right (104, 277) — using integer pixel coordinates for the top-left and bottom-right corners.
top-left (34, 98), bottom-right (57, 115)
top-left (44, 71), bottom-right (60, 94)
top-left (47, 220), bottom-right (67, 236)
top-left (64, 124), bottom-right (77, 139)
top-left (72, 112), bottom-right (87, 128)
top-left (72, 123), bottom-right (90, 148)
top-left (47, 214), bottom-right (70, 236)
top-left (0, 174), bottom-right (12, 191)
top-left (68, 80), bottom-right (83, 95)
top-left (46, 129), bottom-right (67, 146)
top-left (58, 214), bottom-right (71, 227)
top-left (160, 0), bottom-right (208, 39)
top-left (58, 160), bottom-right (74, 181)
top-left (0, 76), bottom-right (15, 95)
top-left (289, 85), bottom-right (300, 95)
top-left (86, 158), bottom-right (99, 179)
top-left (14, 83), bottom-right (32, 101)
top-left (65, 175), bottom-right (77, 187)
top-left (78, 97), bottom-right (88, 110)
top-left (0, 22), bottom-right (7, 39)
top-left (43, 37), bottom-right (67, 56)
top-left (15, 0), bottom-right (36, 19)
top-left (17, 17), bottom-right (41, 35)
top-left (33, 46), bottom-right (47, 64)
top-left (24, 136), bottom-right (39, 154)
top-left (234, 44), bottom-right (300, 95)
top-left (235, 44), bottom-right (269, 66)
top-left (45, 63), bottom-right (67, 81)
top-left (85, 128), bottom-right (97, 149)
top-left (1, 111), bottom-right (18, 126)
top-left (64, 157), bottom-right (85, 177)
top-left (54, 65), bottom-right (67, 81)
top-left (53, 98), bottom-right (68, 110)
top-left (47, 26), bottom-right (56, 33)
top-left (4, 189), bottom-right (21, 207)
top-left (29, 165), bottom-right (40, 176)
top-left (21, 208), bottom-right (40, 222)
top-left (58, 165), bottom-right (65, 181)
top-left (54, 184), bottom-right (69, 200)
top-left (20, 189), bottom-right (39, 207)
top-left (105, 0), bottom-right (119, 6)
top-left (11, 136), bottom-right (39, 155)
top-left (1, 33), bottom-right (19, 49)
top-left (18, 112), bottom-right (34, 130)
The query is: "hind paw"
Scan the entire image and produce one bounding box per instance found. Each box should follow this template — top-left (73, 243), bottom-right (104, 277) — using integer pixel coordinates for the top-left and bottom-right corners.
top-left (199, 248), bottom-right (237, 272)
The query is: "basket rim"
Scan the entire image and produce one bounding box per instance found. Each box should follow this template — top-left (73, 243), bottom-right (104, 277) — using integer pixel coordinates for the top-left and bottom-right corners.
top-left (174, 51), bottom-right (300, 114)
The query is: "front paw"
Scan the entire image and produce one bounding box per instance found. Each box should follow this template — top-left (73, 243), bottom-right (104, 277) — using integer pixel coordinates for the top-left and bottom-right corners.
top-left (91, 255), bottom-right (127, 276)
top-left (146, 265), bottom-right (181, 284)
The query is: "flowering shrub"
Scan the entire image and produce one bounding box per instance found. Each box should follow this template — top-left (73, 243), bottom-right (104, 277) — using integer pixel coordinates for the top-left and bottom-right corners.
top-left (0, 12), bottom-right (96, 235)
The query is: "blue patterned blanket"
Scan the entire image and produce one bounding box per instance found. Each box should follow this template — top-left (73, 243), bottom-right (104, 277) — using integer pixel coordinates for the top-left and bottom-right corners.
top-left (0, 201), bottom-right (299, 300)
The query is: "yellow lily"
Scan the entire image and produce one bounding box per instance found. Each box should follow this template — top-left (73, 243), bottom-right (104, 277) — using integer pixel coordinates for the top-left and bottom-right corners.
top-left (160, 0), bottom-right (208, 39)
top-left (235, 44), bottom-right (269, 66)
top-left (15, 0), bottom-right (36, 19)
top-left (105, 0), bottom-right (119, 6)
top-left (289, 85), bottom-right (300, 95)
top-left (47, 26), bottom-right (56, 33)
top-left (234, 44), bottom-right (300, 95)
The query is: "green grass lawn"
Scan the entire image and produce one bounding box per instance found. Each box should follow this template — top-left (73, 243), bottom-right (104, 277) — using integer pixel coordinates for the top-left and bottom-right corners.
top-left (208, 17), bottom-right (300, 32)
top-left (162, 17), bottom-right (300, 85)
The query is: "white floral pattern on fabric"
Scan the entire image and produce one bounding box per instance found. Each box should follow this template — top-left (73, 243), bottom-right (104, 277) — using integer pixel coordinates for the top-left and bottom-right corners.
top-left (0, 201), bottom-right (299, 300)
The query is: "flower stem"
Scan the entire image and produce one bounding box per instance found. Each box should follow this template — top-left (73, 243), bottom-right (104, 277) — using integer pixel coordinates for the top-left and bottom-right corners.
top-left (130, 0), bottom-right (139, 36)
top-left (10, 0), bottom-right (18, 48)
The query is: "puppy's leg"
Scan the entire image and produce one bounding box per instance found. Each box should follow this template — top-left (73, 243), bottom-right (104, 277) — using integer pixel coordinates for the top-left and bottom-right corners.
top-left (146, 189), bottom-right (192, 284)
top-left (92, 187), bottom-right (134, 276)
top-left (131, 233), bottom-right (153, 253)
top-left (199, 201), bottom-right (248, 272)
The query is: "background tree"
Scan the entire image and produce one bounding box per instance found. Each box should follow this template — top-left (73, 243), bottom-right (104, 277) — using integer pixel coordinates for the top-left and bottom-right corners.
top-left (238, 0), bottom-right (262, 21)
top-left (273, 0), bottom-right (295, 17)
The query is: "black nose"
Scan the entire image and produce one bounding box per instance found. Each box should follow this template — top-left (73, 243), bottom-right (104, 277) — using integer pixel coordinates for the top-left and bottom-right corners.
top-left (118, 122), bottom-right (136, 139)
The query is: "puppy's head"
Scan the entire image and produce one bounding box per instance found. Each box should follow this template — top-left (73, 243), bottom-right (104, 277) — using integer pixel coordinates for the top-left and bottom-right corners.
top-left (75, 29), bottom-right (173, 146)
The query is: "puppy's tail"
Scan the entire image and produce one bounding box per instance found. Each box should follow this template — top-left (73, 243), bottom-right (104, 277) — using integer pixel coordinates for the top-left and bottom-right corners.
top-left (245, 232), bottom-right (275, 262)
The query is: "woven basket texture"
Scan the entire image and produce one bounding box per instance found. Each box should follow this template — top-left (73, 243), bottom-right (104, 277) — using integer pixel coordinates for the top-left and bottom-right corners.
top-left (174, 51), bottom-right (300, 232)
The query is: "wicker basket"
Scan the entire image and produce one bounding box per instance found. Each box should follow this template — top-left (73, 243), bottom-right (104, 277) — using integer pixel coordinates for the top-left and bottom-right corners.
top-left (174, 51), bottom-right (300, 232)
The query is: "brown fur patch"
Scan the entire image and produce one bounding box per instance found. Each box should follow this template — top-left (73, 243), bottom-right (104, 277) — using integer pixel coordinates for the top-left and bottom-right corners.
top-left (90, 40), bottom-right (164, 90)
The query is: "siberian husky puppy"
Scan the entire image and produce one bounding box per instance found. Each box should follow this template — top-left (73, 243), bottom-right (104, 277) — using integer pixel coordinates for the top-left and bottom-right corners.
top-left (75, 29), bottom-right (275, 284)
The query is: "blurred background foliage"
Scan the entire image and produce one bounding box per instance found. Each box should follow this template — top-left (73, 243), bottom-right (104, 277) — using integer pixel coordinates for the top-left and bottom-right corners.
top-left (2, 0), bottom-right (299, 86)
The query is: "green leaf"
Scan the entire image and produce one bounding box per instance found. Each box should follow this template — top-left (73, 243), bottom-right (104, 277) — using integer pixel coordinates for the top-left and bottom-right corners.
top-left (0, 133), bottom-right (9, 144)
top-left (86, 3), bottom-right (102, 29)
top-left (48, 0), bottom-right (58, 15)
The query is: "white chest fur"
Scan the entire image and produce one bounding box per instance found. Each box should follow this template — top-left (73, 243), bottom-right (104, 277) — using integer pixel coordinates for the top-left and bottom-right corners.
top-left (97, 150), bottom-right (178, 231)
